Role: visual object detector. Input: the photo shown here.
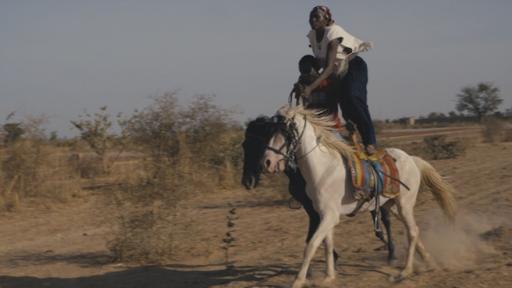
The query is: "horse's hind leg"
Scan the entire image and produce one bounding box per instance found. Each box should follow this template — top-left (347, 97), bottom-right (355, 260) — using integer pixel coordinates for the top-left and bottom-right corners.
top-left (389, 204), bottom-right (435, 269)
top-left (415, 237), bottom-right (437, 270)
top-left (395, 203), bottom-right (419, 280)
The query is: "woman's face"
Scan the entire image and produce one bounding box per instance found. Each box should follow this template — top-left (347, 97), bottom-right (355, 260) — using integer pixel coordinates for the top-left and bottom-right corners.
top-left (309, 9), bottom-right (329, 30)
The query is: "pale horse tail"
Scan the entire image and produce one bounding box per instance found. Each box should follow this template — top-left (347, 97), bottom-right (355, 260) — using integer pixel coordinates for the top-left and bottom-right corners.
top-left (412, 156), bottom-right (457, 222)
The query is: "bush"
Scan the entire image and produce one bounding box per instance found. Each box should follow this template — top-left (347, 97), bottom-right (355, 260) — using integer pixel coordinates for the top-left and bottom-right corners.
top-left (423, 135), bottom-right (466, 160)
top-left (481, 117), bottom-right (505, 143)
top-left (71, 106), bottom-right (113, 175)
top-left (108, 203), bottom-right (175, 263)
top-left (108, 92), bottom-right (242, 263)
top-left (0, 140), bottom-right (83, 211)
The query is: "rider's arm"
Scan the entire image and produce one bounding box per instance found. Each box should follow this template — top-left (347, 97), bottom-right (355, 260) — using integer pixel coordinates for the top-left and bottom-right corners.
top-left (304, 39), bottom-right (340, 96)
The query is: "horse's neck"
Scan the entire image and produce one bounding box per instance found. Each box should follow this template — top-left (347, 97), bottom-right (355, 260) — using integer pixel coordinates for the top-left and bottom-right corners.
top-left (296, 121), bottom-right (346, 184)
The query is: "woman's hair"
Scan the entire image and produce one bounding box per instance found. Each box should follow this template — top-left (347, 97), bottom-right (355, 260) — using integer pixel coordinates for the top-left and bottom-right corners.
top-left (310, 5), bottom-right (334, 25)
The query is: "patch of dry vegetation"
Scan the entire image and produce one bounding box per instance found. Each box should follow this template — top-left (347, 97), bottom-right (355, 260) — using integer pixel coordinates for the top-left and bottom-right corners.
top-left (481, 117), bottom-right (506, 143)
top-left (106, 92), bottom-right (243, 263)
top-left (0, 115), bottom-right (83, 211)
top-left (0, 92), bottom-right (243, 264)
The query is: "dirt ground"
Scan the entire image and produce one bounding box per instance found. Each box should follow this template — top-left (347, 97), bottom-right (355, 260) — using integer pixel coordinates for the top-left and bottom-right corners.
top-left (1, 141), bottom-right (511, 287)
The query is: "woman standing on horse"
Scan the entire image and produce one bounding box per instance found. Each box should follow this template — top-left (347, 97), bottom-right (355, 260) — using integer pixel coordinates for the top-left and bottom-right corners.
top-left (301, 5), bottom-right (377, 155)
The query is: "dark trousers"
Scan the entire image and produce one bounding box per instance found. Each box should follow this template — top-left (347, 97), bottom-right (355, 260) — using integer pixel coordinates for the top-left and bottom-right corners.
top-left (336, 56), bottom-right (377, 146)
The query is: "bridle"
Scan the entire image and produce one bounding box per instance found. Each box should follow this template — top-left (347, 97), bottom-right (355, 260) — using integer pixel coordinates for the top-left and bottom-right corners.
top-left (264, 115), bottom-right (313, 172)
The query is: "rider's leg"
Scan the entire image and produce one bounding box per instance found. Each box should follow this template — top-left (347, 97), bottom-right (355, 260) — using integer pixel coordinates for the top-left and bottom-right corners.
top-left (339, 56), bottom-right (377, 154)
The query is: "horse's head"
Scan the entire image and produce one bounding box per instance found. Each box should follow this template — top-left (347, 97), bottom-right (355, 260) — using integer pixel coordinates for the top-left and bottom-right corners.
top-left (261, 109), bottom-right (304, 174)
top-left (241, 109), bottom-right (298, 188)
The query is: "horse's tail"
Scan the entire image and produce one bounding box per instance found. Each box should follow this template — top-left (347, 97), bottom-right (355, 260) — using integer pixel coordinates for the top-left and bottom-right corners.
top-left (412, 156), bottom-right (457, 222)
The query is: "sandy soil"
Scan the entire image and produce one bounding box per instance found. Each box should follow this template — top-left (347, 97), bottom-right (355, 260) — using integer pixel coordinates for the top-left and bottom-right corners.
top-left (0, 141), bottom-right (511, 288)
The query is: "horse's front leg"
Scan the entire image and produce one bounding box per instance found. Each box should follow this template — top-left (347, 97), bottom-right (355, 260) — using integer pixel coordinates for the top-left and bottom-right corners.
top-left (380, 207), bottom-right (397, 264)
top-left (292, 212), bottom-right (339, 288)
top-left (323, 229), bottom-right (336, 284)
top-left (287, 170), bottom-right (339, 263)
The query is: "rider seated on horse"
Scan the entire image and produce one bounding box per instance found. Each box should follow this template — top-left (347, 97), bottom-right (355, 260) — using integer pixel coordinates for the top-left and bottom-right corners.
top-left (297, 5), bottom-right (377, 155)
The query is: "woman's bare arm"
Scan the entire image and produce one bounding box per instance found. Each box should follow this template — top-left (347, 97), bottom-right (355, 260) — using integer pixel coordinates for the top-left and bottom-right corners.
top-left (303, 39), bottom-right (339, 97)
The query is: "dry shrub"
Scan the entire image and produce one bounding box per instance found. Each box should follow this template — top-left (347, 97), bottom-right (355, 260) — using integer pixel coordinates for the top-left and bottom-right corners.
top-left (71, 106), bottom-right (113, 175)
top-left (0, 141), bottom-right (82, 211)
top-left (68, 152), bottom-right (108, 179)
top-left (108, 92), bottom-right (242, 263)
top-left (107, 155), bottom-right (191, 263)
top-left (481, 117), bottom-right (505, 143)
top-left (108, 201), bottom-right (175, 263)
top-left (504, 127), bottom-right (512, 142)
top-left (422, 135), bottom-right (467, 160)
top-left (1, 140), bottom-right (47, 209)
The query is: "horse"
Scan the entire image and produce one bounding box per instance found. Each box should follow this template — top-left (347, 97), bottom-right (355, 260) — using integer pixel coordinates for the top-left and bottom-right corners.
top-left (260, 106), bottom-right (457, 288)
top-left (241, 115), bottom-right (397, 264)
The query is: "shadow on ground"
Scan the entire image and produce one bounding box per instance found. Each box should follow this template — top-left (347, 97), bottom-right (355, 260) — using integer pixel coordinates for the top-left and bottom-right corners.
top-left (4, 251), bottom-right (114, 268)
top-left (0, 264), bottom-right (294, 288)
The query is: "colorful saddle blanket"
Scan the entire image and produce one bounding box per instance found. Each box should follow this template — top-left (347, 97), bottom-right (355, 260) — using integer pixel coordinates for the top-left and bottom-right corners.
top-left (348, 149), bottom-right (401, 198)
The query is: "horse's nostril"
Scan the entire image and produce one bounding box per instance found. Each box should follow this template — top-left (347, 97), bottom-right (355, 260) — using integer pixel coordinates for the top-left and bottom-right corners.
top-left (265, 159), bottom-right (271, 168)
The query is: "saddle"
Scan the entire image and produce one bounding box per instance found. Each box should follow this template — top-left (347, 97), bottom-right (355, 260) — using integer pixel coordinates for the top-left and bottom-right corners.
top-left (348, 149), bottom-right (401, 199)
top-left (345, 141), bottom-right (402, 219)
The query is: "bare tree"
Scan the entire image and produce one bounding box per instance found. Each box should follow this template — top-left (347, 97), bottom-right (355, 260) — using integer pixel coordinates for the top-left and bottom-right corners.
top-left (22, 114), bottom-right (49, 140)
top-left (456, 82), bottom-right (503, 121)
top-left (71, 106), bottom-right (112, 172)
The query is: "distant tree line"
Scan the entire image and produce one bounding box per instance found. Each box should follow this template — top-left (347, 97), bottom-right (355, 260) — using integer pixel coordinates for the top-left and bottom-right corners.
top-left (387, 82), bottom-right (508, 125)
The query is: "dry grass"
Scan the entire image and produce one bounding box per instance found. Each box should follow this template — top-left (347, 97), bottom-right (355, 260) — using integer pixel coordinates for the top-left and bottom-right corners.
top-left (0, 142), bottom-right (83, 211)
top-left (482, 117), bottom-right (506, 143)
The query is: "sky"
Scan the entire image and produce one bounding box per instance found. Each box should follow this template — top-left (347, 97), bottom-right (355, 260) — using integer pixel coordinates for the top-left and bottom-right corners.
top-left (1, 0), bottom-right (511, 136)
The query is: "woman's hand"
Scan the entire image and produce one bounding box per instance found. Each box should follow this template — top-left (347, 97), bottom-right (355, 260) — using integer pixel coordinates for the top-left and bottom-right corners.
top-left (303, 86), bottom-right (313, 98)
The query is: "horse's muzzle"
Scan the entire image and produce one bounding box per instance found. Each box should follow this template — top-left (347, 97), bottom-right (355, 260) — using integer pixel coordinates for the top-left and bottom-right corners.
top-left (262, 154), bottom-right (286, 174)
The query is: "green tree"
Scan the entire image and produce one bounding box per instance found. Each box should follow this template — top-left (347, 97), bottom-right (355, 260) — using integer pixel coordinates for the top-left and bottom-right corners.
top-left (456, 82), bottom-right (503, 121)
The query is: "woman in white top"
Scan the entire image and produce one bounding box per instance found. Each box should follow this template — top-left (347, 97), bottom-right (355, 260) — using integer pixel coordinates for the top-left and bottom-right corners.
top-left (302, 5), bottom-right (377, 154)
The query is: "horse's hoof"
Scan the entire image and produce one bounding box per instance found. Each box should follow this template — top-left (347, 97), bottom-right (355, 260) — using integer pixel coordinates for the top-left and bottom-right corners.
top-left (389, 270), bottom-right (412, 283)
top-left (291, 278), bottom-right (306, 288)
top-left (321, 276), bottom-right (336, 286)
top-left (424, 263), bottom-right (439, 273)
top-left (387, 257), bottom-right (398, 266)
top-left (388, 274), bottom-right (404, 283)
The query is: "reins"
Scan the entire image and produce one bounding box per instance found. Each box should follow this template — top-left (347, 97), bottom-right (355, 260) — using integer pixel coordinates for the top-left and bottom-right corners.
top-left (264, 115), bottom-right (319, 172)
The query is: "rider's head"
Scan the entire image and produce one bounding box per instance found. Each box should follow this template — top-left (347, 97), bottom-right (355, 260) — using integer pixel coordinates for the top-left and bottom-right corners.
top-left (298, 55), bottom-right (320, 75)
top-left (309, 5), bottom-right (334, 30)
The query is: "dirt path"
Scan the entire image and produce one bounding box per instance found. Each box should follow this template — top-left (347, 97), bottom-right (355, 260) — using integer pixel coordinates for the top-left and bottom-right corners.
top-left (1, 143), bottom-right (511, 287)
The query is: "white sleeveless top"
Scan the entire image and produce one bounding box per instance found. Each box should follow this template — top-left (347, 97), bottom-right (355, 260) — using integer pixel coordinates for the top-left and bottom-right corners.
top-left (307, 24), bottom-right (371, 76)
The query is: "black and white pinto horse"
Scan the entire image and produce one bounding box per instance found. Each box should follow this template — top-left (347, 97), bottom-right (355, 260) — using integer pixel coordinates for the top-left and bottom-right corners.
top-left (242, 106), bottom-right (457, 287)
top-left (241, 115), bottom-right (397, 264)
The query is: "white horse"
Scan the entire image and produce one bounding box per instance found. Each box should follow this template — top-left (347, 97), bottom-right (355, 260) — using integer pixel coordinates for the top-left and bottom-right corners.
top-left (261, 106), bottom-right (457, 288)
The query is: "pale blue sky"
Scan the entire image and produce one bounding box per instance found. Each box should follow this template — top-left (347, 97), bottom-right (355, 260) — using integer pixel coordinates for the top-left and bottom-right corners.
top-left (1, 0), bottom-right (511, 135)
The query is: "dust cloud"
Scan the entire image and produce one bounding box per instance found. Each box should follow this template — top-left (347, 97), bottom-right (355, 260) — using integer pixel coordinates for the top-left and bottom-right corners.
top-left (421, 209), bottom-right (502, 270)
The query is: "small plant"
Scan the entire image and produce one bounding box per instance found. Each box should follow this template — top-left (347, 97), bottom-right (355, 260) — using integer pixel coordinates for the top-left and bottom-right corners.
top-left (107, 206), bottom-right (175, 264)
top-left (423, 135), bottom-right (466, 160)
top-left (222, 203), bottom-right (237, 269)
